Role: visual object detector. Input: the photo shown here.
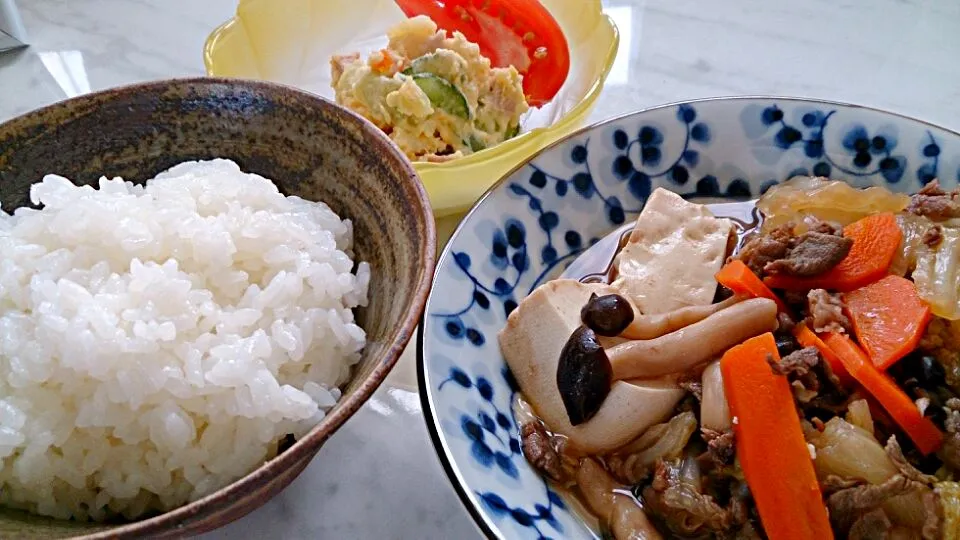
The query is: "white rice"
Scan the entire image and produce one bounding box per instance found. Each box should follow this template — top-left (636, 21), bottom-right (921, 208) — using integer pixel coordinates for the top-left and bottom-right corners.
top-left (0, 159), bottom-right (370, 521)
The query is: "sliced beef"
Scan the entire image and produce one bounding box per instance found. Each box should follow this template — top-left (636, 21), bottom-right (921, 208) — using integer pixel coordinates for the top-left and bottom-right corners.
top-left (827, 475), bottom-right (918, 533)
top-left (909, 196), bottom-right (960, 221)
top-left (821, 474), bottom-right (865, 495)
top-left (808, 218), bottom-right (844, 236)
top-left (776, 312), bottom-right (797, 334)
top-left (923, 224), bottom-right (944, 248)
top-left (848, 508), bottom-right (893, 540)
top-left (884, 435), bottom-right (937, 485)
top-left (701, 428), bottom-right (735, 467)
top-left (520, 421), bottom-right (566, 482)
top-left (737, 220), bottom-right (852, 279)
top-left (770, 347), bottom-right (822, 404)
top-left (764, 231), bottom-right (853, 277)
top-left (642, 459), bottom-right (737, 537)
top-left (736, 223), bottom-right (793, 276)
top-left (919, 180), bottom-right (948, 196)
top-left (908, 180), bottom-right (960, 221)
top-left (768, 347), bottom-right (851, 415)
top-left (807, 288), bottom-right (851, 334)
top-left (677, 376), bottom-right (703, 402)
top-left (770, 347), bottom-right (820, 377)
top-left (827, 474), bottom-right (940, 540)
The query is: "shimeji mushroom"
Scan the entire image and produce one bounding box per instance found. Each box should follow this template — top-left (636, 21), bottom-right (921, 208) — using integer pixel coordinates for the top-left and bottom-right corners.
top-left (700, 360), bottom-right (731, 432)
top-left (561, 293), bottom-right (751, 425)
top-left (581, 293), bottom-right (744, 340)
top-left (576, 458), bottom-right (664, 540)
top-left (500, 280), bottom-right (778, 453)
top-left (606, 298), bottom-right (779, 380)
top-left (499, 280), bottom-right (686, 454)
top-left (556, 296), bottom-right (776, 423)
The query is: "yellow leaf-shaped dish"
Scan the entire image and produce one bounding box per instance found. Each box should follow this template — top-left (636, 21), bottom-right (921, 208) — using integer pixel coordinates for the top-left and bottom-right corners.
top-left (204, 0), bottom-right (619, 217)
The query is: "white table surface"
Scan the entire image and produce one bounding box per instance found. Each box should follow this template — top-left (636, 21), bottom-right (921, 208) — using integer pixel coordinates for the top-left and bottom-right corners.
top-left (2, 0), bottom-right (960, 538)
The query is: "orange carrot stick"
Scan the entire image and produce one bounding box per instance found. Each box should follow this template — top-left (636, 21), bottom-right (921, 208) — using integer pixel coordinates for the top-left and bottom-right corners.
top-left (721, 333), bottom-right (833, 540)
top-left (794, 324), bottom-right (855, 387)
top-left (822, 332), bottom-right (942, 455)
top-left (716, 260), bottom-right (789, 313)
top-left (764, 213), bottom-right (902, 292)
top-left (843, 275), bottom-right (932, 370)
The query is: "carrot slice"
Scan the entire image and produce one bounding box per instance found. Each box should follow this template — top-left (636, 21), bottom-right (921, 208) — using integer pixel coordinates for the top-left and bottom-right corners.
top-left (716, 260), bottom-right (789, 313)
top-left (822, 332), bottom-right (943, 455)
top-left (720, 333), bottom-right (833, 540)
top-left (793, 324), bottom-right (855, 387)
top-left (764, 213), bottom-right (903, 292)
top-left (843, 275), bottom-right (932, 370)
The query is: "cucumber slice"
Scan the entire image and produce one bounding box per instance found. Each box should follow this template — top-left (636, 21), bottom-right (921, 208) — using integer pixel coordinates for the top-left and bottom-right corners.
top-left (406, 53), bottom-right (447, 76)
top-left (411, 73), bottom-right (470, 119)
top-left (467, 135), bottom-right (487, 152)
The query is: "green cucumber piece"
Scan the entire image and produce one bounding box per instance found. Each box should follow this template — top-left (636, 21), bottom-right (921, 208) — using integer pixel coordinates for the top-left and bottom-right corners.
top-left (406, 53), bottom-right (447, 76)
top-left (505, 123), bottom-right (521, 139)
top-left (467, 135), bottom-right (487, 152)
top-left (411, 73), bottom-right (470, 119)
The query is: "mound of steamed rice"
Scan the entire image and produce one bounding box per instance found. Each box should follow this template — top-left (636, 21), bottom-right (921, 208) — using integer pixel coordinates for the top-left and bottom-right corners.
top-left (0, 159), bottom-right (370, 521)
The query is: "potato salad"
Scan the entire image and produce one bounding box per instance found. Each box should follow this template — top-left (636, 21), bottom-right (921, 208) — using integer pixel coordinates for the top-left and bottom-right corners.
top-left (330, 16), bottom-right (529, 162)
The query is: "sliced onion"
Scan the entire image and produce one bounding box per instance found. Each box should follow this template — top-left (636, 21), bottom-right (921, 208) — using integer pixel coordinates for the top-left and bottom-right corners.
top-left (758, 176), bottom-right (909, 230)
top-left (679, 447), bottom-right (702, 493)
top-left (845, 399), bottom-right (875, 436)
top-left (612, 411), bottom-right (698, 471)
top-left (890, 213), bottom-right (933, 277)
top-left (808, 417), bottom-right (897, 484)
top-left (912, 224), bottom-right (960, 320)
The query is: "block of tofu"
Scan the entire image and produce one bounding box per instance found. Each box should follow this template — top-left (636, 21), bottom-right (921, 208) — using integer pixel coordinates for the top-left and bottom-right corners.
top-left (613, 188), bottom-right (733, 315)
top-left (498, 279), bottom-right (685, 453)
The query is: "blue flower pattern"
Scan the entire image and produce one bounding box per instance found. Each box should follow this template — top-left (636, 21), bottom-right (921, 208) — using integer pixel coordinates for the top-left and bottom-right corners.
top-left (421, 99), bottom-right (960, 539)
top-left (749, 104), bottom-right (944, 187)
top-left (437, 365), bottom-right (567, 539)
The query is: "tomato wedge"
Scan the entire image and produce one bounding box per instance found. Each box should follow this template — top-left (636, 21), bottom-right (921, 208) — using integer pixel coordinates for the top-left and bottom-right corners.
top-left (395, 0), bottom-right (570, 107)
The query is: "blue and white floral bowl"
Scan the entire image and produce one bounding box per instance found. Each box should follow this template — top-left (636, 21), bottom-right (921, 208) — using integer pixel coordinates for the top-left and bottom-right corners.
top-left (417, 97), bottom-right (960, 539)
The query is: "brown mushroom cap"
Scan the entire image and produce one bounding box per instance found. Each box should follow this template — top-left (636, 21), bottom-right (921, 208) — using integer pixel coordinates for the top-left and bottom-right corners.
top-left (556, 325), bottom-right (612, 425)
top-left (499, 280), bottom-right (685, 453)
top-left (581, 293), bottom-right (635, 337)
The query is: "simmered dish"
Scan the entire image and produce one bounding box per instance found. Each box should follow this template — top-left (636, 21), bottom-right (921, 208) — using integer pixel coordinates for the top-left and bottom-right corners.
top-left (331, 16), bottom-right (529, 162)
top-left (500, 178), bottom-right (960, 538)
top-left (0, 159), bottom-right (369, 520)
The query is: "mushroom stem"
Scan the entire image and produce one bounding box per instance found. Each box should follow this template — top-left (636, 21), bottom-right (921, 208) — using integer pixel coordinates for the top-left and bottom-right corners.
top-left (608, 298), bottom-right (779, 380)
top-left (576, 458), bottom-right (664, 540)
top-left (701, 360), bottom-right (731, 432)
top-left (620, 295), bottom-right (744, 340)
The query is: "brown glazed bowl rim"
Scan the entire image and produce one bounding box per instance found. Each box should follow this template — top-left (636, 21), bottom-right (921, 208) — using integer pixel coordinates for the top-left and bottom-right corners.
top-left (0, 77), bottom-right (436, 538)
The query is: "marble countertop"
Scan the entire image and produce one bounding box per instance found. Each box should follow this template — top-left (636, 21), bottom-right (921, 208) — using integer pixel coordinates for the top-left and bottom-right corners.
top-left (2, 0), bottom-right (960, 538)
